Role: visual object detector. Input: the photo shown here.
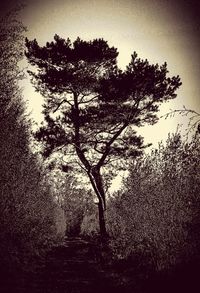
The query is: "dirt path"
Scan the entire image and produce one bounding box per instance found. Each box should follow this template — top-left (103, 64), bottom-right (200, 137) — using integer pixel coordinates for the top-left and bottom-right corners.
top-left (1, 237), bottom-right (117, 293)
top-left (35, 236), bottom-right (112, 293)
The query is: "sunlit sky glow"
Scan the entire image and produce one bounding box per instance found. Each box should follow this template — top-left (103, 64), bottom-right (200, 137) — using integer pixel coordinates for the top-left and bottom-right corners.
top-left (1, 0), bottom-right (200, 148)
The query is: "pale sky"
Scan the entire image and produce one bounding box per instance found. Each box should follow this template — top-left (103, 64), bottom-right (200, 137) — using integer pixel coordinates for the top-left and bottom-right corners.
top-left (1, 0), bottom-right (200, 147)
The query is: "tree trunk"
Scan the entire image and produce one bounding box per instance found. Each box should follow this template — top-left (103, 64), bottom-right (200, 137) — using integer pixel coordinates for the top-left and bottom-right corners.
top-left (98, 198), bottom-right (107, 242)
top-left (88, 167), bottom-right (108, 241)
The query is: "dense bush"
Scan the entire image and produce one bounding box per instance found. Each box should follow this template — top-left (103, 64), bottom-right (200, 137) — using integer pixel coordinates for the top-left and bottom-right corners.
top-left (0, 8), bottom-right (66, 272)
top-left (107, 132), bottom-right (200, 270)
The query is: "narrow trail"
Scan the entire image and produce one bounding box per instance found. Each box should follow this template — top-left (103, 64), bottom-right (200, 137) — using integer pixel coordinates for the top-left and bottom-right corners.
top-left (32, 236), bottom-right (113, 293)
top-left (2, 237), bottom-right (118, 293)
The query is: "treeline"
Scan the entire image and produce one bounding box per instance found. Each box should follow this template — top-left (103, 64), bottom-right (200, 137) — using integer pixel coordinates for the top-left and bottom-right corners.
top-left (0, 9), bottom-right (66, 273)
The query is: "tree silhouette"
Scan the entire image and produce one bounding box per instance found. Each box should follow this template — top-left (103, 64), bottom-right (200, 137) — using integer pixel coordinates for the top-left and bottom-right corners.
top-left (25, 35), bottom-right (181, 239)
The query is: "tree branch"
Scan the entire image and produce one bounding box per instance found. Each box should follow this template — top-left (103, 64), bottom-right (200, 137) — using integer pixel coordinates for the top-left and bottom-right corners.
top-left (160, 108), bottom-right (200, 119)
top-left (79, 93), bottom-right (100, 104)
top-left (97, 122), bottom-right (129, 168)
top-left (53, 98), bottom-right (72, 112)
top-left (73, 92), bottom-right (91, 170)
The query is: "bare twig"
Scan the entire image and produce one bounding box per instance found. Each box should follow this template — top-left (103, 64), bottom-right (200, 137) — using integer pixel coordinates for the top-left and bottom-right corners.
top-left (160, 107), bottom-right (200, 138)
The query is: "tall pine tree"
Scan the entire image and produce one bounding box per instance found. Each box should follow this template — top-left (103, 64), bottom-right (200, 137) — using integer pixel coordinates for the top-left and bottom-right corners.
top-left (25, 35), bottom-right (181, 239)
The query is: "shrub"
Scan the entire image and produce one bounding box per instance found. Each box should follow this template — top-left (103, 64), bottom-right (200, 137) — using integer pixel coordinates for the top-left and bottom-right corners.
top-left (0, 8), bottom-right (66, 273)
top-left (107, 132), bottom-right (200, 270)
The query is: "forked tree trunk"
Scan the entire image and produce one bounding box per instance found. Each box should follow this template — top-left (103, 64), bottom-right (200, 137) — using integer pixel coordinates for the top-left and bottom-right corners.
top-left (73, 95), bottom-right (109, 241)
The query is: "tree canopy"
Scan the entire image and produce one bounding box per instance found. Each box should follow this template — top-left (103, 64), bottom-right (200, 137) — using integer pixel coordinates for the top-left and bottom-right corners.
top-left (25, 35), bottom-right (182, 238)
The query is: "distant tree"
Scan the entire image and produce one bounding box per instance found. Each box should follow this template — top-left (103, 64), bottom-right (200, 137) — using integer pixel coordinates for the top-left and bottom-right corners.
top-left (25, 35), bottom-right (181, 239)
top-left (45, 168), bottom-right (94, 236)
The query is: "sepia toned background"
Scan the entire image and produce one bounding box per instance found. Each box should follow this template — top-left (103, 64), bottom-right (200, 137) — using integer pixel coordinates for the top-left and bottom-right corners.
top-left (1, 0), bottom-right (200, 147)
